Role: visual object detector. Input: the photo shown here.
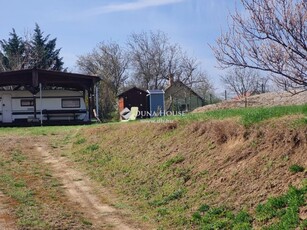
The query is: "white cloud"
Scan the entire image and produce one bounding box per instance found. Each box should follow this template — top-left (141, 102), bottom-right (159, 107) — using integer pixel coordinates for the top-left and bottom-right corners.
top-left (86, 0), bottom-right (185, 15)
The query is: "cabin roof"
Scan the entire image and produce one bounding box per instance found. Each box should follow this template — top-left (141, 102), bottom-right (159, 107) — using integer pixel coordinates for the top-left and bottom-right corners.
top-left (0, 68), bottom-right (100, 93)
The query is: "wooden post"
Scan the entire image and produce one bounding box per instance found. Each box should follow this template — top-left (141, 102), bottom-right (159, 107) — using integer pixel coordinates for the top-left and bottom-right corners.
top-left (95, 85), bottom-right (99, 117)
top-left (88, 88), bottom-right (92, 121)
top-left (39, 83), bottom-right (43, 126)
top-left (33, 94), bottom-right (37, 119)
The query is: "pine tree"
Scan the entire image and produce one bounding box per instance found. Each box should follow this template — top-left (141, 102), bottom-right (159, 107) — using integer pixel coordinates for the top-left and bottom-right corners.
top-left (0, 29), bottom-right (25, 71)
top-left (0, 24), bottom-right (65, 72)
top-left (29, 24), bottom-right (64, 70)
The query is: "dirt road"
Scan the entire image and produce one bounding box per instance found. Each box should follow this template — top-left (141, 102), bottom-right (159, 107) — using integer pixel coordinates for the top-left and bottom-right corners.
top-left (0, 135), bottom-right (148, 230)
top-left (36, 144), bottom-right (138, 230)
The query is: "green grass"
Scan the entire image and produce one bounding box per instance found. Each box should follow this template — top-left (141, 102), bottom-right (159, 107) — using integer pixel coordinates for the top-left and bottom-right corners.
top-left (161, 155), bottom-right (185, 169)
top-left (156, 104), bottom-right (307, 127)
top-left (0, 125), bottom-right (82, 136)
top-left (191, 184), bottom-right (307, 229)
top-left (255, 185), bottom-right (306, 229)
top-left (192, 205), bottom-right (253, 230)
top-left (289, 164), bottom-right (305, 173)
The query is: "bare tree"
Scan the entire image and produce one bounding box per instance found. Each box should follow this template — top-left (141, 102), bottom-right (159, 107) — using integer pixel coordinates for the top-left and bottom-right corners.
top-left (222, 67), bottom-right (260, 97)
top-left (211, 0), bottom-right (307, 93)
top-left (77, 42), bottom-right (129, 119)
top-left (178, 54), bottom-right (210, 88)
top-left (127, 31), bottom-right (177, 89)
top-left (128, 31), bottom-right (211, 90)
top-left (78, 42), bottom-right (129, 95)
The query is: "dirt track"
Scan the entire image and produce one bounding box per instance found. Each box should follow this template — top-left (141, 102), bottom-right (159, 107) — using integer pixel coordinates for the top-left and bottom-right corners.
top-left (35, 144), bottom-right (137, 230)
top-left (0, 135), bottom-right (146, 230)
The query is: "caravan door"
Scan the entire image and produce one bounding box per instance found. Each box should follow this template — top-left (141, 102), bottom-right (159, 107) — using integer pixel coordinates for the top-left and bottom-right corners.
top-left (2, 94), bottom-right (12, 123)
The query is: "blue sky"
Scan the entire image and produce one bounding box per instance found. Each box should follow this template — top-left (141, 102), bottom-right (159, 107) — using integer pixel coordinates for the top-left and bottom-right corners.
top-left (0, 0), bottom-right (239, 93)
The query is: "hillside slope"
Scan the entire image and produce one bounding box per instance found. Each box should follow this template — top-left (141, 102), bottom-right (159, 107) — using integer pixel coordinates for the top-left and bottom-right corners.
top-left (194, 91), bottom-right (307, 113)
top-left (68, 114), bottom-right (307, 229)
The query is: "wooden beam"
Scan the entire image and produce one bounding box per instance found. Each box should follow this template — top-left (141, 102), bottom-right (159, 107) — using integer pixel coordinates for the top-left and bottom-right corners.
top-left (32, 69), bottom-right (39, 87)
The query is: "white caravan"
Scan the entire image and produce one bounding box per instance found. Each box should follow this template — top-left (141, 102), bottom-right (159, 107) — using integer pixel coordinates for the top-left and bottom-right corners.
top-left (0, 90), bottom-right (88, 123)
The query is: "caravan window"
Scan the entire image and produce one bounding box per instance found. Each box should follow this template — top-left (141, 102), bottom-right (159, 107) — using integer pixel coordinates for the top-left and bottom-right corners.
top-left (21, 99), bottom-right (34, 107)
top-left (62, 98), bottom-right (80, 108)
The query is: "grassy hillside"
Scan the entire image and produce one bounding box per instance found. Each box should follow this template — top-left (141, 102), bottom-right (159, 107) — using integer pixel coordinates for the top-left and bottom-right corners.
top-left (64, 105), bottom-right (307, 229)
top-left (0, 105), bottom-right (306, 229)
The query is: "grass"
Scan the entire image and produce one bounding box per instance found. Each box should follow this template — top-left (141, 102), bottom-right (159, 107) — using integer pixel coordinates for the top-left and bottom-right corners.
top-left (289, 164), bottom-right (305, 173)
top-left (192, 205), bottom-right (252, 230)
top-left (191, 184), bottom-right (307, 230)
top-left (161, 155), bottom-right (185, 169)
top-left (0, 125), bottom-right (82, 136)
top-left (255, 185), bottom-right (307, 229)
top-left (155, 104), bottom-right (307, 127)
top-left (0, 104), bottom-right (306, 229)
top-left (63, 108), bottom-right (307, 229)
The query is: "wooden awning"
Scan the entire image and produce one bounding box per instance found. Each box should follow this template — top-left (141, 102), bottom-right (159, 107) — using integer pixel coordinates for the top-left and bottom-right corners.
top-left (0, 68), bottom-right (100, 94)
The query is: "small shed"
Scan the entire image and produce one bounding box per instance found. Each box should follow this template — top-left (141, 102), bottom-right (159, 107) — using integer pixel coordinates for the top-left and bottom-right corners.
top-left (117, 87), bottom-right (149, 118)
top-left (146, 89), bottom-right (165, 117)
top-left (165, 80), bottom-right (204, 112)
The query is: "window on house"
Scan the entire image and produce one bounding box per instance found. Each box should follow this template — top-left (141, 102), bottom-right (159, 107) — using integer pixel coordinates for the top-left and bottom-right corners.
top-left (21, 99), bottom-right (34, 107)
top-left (62, 98), bottom-right (80, 108)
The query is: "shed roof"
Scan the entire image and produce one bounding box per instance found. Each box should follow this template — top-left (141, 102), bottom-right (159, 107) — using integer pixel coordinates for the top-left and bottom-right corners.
top-left (0, 68), bottom-right (100, 93)
top-left (165, 80), bottom-right (203, 100)
top-left (117, 87), bottom-right (147, 97)
top-left (146, 89), bottom-right (164, 95)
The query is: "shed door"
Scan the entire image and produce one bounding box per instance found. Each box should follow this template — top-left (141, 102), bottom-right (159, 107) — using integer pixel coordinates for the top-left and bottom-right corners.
top-left (2, 95), bottom-right (12, 123)
top-left (118, 97), bottom-right (124, 112)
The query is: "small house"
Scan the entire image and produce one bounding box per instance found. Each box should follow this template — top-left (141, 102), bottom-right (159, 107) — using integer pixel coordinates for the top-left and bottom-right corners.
top-left (118, 87), bottom-right (149, 119)
top-left (164, 80), bottom-right (204, 112)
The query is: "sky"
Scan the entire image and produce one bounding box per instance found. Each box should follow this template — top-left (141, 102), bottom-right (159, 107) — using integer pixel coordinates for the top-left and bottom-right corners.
top-left (0, 0), bottom-right (239, 94)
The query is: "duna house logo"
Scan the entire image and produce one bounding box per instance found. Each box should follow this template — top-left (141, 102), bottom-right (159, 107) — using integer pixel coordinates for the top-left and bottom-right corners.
top-left (120, 107), bottom-right (139, 121)
top-left (120, 107), bottom-right (185, 121)
top-left (120, 107), bottom-right (132, 120)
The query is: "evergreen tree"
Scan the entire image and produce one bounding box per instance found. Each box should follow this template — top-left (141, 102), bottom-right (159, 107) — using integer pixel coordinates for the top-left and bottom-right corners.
top-left (0, 29), bottom-right (25, 71)
top-left (0, 24), bottom-right (64, 72)
top-left (29, 24), bottom-right (64, 70)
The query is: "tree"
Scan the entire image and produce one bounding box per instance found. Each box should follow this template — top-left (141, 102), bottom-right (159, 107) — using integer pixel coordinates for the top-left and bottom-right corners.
top-left (28, 24), bottom-right (64, 70)
top-left (222, 67), bottom-right (269, 106)
top-left (211, 0), bottom-right (307, 93)
top-left (221, 67), bottom-right (260, 96)
top-left (128, 31), bottom-right (211, 90)
top-left (77, 42), bottom-right (129, 119)
top-left (127, 31), bottom-right (176, 89)
top-left (0, 29), bottom-right (26, 71)
top-left (0, 24), bottom-right (64, 72)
